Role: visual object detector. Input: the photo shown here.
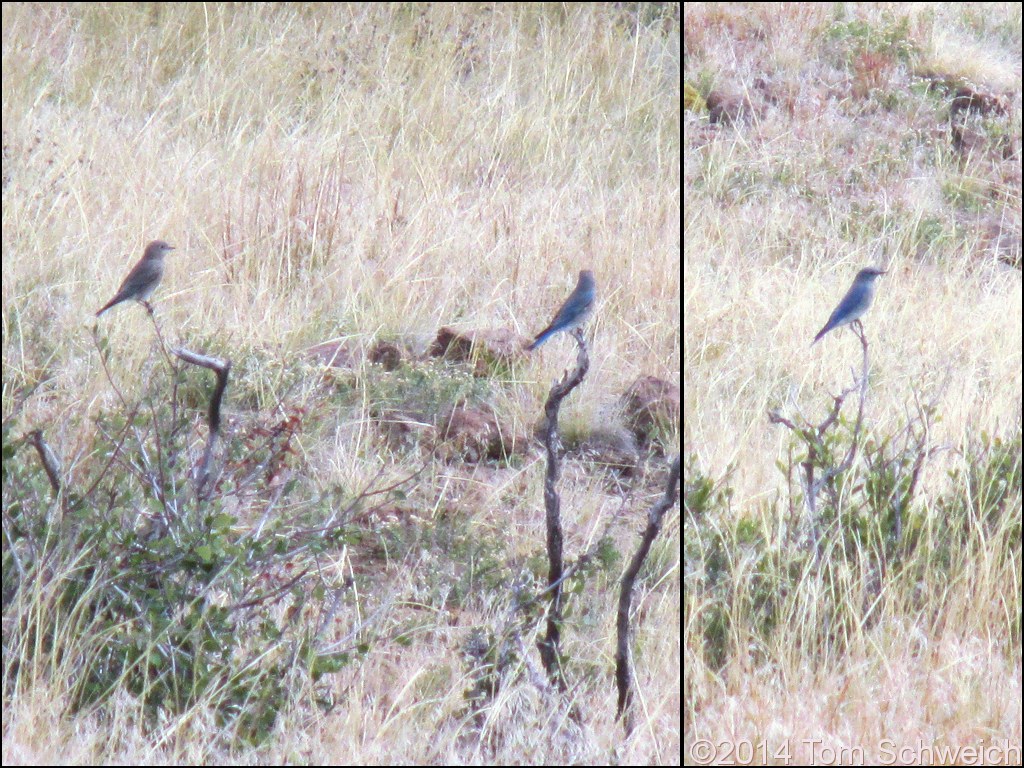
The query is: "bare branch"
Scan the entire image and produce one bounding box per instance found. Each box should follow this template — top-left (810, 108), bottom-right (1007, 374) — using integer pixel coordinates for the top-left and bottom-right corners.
top-left (615, 455), bottom-right (680, 731)
top-left (536, 327), bottom-right (590, 691)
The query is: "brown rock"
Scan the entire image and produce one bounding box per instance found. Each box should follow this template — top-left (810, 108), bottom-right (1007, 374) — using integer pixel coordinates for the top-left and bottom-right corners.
top-left (309, 339), bottom-right (406, 371)
top-left (377, 410), bottom-right (433, 451)
top-left (579, 425), bottom-right (641, 477)
top-left (705, 90), bottom-right (753, 125)
top-left (620, 376), bottom-right (680, 444)
top-left (369, 340), bottom-right (403, 370)
top-left (429, 327), bottom-right (528, 363)
top-left (439, 404), bottom-right (518, 462)
top-left (950, 85), bottom-right (1009, 118)
top-left (307, 340), bottom-right (358, 368)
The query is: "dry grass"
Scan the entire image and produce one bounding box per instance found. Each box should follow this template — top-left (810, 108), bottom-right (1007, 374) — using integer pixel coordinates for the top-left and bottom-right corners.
top-left (2, 3), bottom-right (680, 765)
top-left (684, 1), bottom-right (1021, 764)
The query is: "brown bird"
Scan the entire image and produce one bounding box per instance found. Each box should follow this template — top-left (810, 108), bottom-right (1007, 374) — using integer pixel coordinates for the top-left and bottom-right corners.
top-left (95, 240), bottom-right (175, 317)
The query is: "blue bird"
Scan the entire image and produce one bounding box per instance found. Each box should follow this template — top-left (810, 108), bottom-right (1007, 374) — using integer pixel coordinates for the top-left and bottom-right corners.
top-left (526, 270), bottom-right (596, 350)
top-left (812, 267), bottom-right (886, 345)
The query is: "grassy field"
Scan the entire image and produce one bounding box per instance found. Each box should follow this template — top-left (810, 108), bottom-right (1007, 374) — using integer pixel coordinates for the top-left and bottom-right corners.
top-left (684, 2), bottom-right (1020, 765)
top-left (2, 3), bottom-right (680, 764)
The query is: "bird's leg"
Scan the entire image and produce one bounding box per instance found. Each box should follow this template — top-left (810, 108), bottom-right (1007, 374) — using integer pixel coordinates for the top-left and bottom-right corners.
top-left (852, 319), bottom-right (864, 340)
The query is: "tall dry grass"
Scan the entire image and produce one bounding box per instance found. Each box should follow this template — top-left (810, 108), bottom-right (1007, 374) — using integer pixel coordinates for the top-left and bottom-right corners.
top-left (2, 4), bottom-right (680, 764)
top-left (684, 2), bottom-right (1020, 763)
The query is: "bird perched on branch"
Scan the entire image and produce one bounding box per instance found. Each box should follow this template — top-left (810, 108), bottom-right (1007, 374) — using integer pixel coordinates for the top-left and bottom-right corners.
top-left (812, 267), bottom-right (886, 345)
top-left (526, 270), bottom-right (596, 350)
top-left (95, 240), bottom-right (175, 317)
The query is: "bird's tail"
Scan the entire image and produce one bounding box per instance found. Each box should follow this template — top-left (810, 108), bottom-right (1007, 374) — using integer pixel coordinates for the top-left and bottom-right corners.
top-left (811, 323), bottom-right (831, 346)
top-left (526, 326), bottom-right (555, 351)
top-left (95, 300), bottom-right (116, 317)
